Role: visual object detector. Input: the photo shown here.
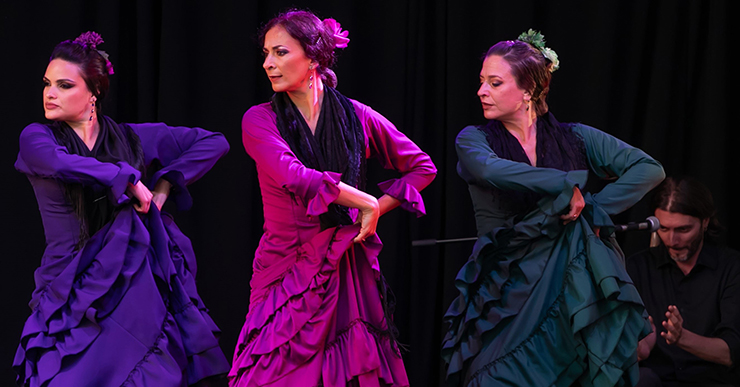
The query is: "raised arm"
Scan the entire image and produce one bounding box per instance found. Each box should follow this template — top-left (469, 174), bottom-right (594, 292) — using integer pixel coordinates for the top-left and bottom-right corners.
top-left (575, 124), bottom-right (665, 215)
top-left (243, 104), bottom-right (385, 242)
top-left (355, 101), bottom-right (436, 217)
top-left (130, 122), bottom-right (229, 210)
top-left (15, 123), bottom-right (140, 204)
top-left (455, 125), bottom-right (587, 197)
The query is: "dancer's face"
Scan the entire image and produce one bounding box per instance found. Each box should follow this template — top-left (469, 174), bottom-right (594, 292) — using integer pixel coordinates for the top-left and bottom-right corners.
top-left (262, 25), bottom-right (314, 93)
top-left (655, 209), bottom-right (708, 264)
top-left (43, 59), bottom-right (95, 123)
top-left (477, 55), bottom-right (529, 121)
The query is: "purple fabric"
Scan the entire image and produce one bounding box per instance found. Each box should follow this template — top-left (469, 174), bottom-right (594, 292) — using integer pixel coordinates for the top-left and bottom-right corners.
top-left (231, 100), bottom-right (436, 386)
top-left (13, 120), bottom-right (230, 387)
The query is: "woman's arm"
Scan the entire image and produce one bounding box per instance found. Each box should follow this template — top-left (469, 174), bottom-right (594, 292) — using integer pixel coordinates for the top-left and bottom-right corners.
top-left (357, 101), bottom-right (436, 217)
top-left (575, 124), bottom-right (665, 215)
top-left (130, 122), bottom-right (229, 210)
top-left (455, 126), bottom-right (585, 196)
top-left (16, 123), bottom-right (141, 204)
top-left (334, 182), bottom-right (380, 242)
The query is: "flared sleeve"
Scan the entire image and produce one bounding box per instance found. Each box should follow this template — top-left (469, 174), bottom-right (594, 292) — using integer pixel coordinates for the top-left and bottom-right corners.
top-left (573, 124), bottom-right (665, 217)
top-left (242, 104), bottom-right (345, 208)
top-left (130, 122), bottom-right (229, 211)
top-left (353, 101), bottom-right (436, 216)
top-left (455, 126), bottom-right (587, 216)
top-left (455, 124), bottom-right (664, 220)
top-left (15, 123), bottom-right (140, 205)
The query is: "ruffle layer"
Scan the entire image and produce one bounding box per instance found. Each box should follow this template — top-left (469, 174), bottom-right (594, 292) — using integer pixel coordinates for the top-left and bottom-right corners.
top-left (229, 226), bottom-right (406, 387)
top-left (377, 178), bottom-right (426, 217)
top-left (442, 194), bottom-right (649, 386)
top-left (13, 206), bottom-right (228, 386)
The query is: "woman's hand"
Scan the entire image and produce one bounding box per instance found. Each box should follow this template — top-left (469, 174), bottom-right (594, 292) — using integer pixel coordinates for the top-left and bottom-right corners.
top-left (561, 186), bottom-right (585, 224)
top-left (151, 179), bottom-right (172, 211)
top-left (333, 182), bottom-right (381, 244)
top-left (354, 198), bottom-right (380, 244)
top-left (127, 181), bottom-right (153, 213)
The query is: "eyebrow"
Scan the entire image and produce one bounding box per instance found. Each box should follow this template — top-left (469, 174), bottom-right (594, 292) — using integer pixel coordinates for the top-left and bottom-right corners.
top-left (43, 77), bottom-right (77, 83)
top-left (264, 45), bottom-right (287, 51)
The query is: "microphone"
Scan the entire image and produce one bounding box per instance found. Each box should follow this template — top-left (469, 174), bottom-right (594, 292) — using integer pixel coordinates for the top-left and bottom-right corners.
top-left (613, 216), bottom-right (660, 232)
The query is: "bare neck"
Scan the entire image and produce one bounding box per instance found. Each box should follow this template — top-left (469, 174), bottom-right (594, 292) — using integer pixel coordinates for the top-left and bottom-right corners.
top-left (288, 80), bottom-right (324, 134)
top-left (67, 117), bottom-right (100, 151)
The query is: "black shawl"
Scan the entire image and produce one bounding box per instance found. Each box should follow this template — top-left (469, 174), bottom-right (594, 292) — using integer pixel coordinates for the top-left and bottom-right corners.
top-left (50, 116), bottom-right (145, 245)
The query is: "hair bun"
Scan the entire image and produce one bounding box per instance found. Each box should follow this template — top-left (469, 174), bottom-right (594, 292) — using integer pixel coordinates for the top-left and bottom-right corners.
top-left (73, 31), bottom-right (105, 49)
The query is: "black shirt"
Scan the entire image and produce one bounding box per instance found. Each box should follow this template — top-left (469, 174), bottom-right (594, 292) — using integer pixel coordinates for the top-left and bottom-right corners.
top-left (627, 244), bottom-right (740, 385)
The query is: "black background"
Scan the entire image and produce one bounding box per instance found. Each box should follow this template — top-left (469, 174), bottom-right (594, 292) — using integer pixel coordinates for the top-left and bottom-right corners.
top-left (0, 1), bottom-right (733, 386)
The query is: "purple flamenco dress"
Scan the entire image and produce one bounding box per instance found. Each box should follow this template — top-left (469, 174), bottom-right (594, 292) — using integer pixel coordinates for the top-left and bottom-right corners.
top-left (13, 118), bottom-right (231, 386)
top-left (229, 99), bottom-right (436, 387)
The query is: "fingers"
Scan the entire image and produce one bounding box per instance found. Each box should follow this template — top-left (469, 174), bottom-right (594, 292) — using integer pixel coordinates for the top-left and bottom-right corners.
top-left (661, 305), bottom-right (683, 345)
top-left (353, 210), bottom-right (378, 244)
top-left (560, 210), bottom-right (581, 224)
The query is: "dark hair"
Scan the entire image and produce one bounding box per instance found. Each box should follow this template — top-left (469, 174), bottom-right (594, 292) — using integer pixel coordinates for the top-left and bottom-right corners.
top-left (651, 176), bottom-right (723, 239)
top-left (485, 40), bottom-right (554, 116)
top-left (50, 32), bottom-right (113, 115)
top-left (258, 9), bottom-right (340, 87)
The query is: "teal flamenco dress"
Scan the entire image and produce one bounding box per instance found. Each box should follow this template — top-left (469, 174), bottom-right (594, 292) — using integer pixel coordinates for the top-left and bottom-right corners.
top-left (442, 117), bottom-right (665, 386)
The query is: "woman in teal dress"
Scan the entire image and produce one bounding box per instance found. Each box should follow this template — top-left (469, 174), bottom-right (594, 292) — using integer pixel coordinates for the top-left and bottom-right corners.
top-left (442, 30), bottom-right (665, 386)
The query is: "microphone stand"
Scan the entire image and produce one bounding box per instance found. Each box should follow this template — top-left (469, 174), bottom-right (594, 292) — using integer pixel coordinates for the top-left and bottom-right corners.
top-left (411, 237), bottom-right (478, 247)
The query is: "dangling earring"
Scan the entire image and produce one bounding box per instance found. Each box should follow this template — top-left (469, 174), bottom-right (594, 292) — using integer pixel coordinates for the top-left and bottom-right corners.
top-left (309, 74), bottom-right (314, 89)
top-left (90, 99), bottom-right (96, 121)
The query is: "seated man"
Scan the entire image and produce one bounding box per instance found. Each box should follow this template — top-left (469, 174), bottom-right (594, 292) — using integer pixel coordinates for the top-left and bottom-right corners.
top-left (627, 176), bottom-right (740, 386)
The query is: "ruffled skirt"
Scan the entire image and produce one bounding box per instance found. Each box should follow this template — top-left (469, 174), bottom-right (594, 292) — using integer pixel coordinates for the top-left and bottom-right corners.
top-left (442, 211), bottom-right (650, 387)
top-left (13, 207), bottom-right (229, 387)
top-left (229, 225), bottom-right (408, 387)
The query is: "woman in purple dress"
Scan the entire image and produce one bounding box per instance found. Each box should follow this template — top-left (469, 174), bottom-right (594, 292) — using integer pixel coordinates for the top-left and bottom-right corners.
top-left (228, 10), bottom-right (437, 387)
top-left (13, 32), bottom-right (230, 386)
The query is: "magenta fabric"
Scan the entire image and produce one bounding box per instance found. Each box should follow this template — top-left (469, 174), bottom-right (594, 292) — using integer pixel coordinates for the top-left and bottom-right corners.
top-left (13, 121), bottom-right (230, 386)
top-left (230, 100), bottom-right (436, 387)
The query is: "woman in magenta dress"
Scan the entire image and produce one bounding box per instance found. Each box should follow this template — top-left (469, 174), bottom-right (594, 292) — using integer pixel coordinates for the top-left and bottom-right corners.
top-left (228, 10), bottom-right (437, 387)
top-left (13, 32), bottom-right (230, 386)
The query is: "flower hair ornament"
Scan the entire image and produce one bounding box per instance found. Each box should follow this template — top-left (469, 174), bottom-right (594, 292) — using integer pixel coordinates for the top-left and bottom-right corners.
top-left (322, 18), bottom-right (350, 49)
top-left (517, 29), bottom-right (559, 72)
top-left (73, 31), bottom-right (115, 75)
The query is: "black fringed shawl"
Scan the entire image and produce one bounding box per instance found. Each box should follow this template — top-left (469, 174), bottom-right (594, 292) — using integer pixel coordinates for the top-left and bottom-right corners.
top-left (271, 87), bottom-right (407, 353)
top-left (50, 116), bottom-right (145, 245)
top-left (478, 112), bottom-right (588, 215)
top-left (271, 87), bottom-right (366, 230)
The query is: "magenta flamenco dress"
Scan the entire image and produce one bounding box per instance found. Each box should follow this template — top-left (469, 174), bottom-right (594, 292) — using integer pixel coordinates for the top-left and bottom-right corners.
top-left (229, 100), bottom-right (436, 387)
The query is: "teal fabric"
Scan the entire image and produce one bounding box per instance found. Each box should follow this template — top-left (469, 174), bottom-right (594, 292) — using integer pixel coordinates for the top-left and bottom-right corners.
top-left (443, 123), bottom-right (665, 386)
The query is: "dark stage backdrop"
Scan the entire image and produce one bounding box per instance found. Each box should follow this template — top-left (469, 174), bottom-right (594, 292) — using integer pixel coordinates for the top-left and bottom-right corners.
top-left (0, 1), bottom-right (732, 386)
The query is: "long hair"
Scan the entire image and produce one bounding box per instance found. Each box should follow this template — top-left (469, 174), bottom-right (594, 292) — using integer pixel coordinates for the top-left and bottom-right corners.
top-left (651, 176), bottom-right (723, 241)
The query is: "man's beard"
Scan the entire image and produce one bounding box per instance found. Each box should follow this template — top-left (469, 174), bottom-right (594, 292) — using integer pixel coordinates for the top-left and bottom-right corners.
top-left (668, 232), bottom-right (704, 263)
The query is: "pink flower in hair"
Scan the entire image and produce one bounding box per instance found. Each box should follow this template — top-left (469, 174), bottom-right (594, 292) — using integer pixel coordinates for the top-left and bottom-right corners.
top-left (323, 18), bottom-right (349, 49)
top-left (74, 31), bottom-right (105, 49)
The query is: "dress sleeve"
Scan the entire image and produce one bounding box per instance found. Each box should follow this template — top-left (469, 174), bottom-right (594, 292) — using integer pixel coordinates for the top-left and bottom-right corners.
top-left (574, 124), bottom-right (665, 215)
top-left (355, 101), bottom-right (437, 217)
top-left (129, 122), bottom-right (229, 210)
top-left (241, 104), bottom-right (340, 206)
top-left (15, 123), bottom-right (140, 204)
top-left (455, 125), bottom-right (587, 215)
